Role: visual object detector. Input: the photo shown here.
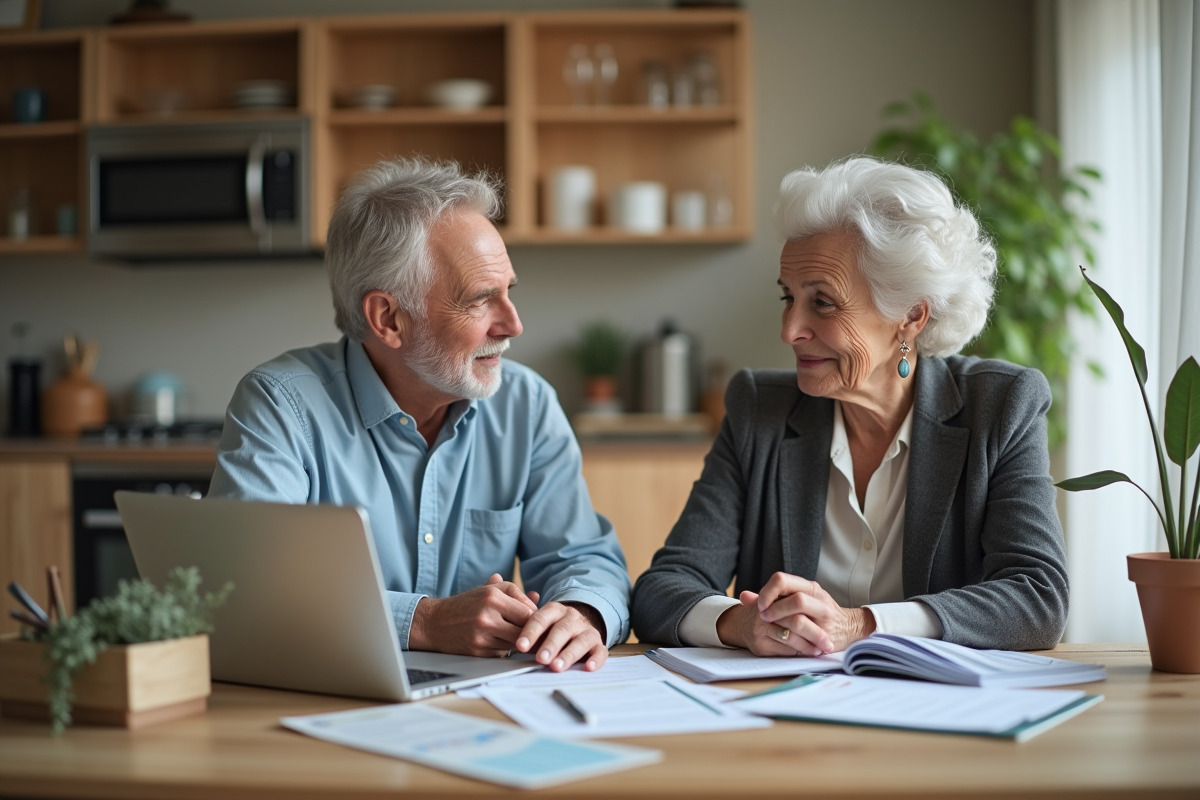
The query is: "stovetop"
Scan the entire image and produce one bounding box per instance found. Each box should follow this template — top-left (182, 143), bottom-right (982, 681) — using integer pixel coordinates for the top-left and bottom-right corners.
top-left (80, 418), bottom-right (224, 443)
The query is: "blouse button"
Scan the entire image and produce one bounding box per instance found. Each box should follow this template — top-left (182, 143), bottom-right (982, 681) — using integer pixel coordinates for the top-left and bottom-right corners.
top-left (400, 418), bottom-right (409, 426)
top-left (424, 533), bottom-right (434, 544)
top-left (863, 539), bottom-right (874, 551)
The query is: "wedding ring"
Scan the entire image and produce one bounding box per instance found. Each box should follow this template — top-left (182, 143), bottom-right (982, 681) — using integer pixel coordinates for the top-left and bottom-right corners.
top-left (778, 627), bottom-right (790, 642)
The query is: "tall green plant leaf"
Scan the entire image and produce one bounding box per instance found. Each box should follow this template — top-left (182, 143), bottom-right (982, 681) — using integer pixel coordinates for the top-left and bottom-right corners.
top-left (1165, 356), bottom-right (1200, 556)
top-left (1164, 356), bottom-right (1200, 466)
top-left (1080, 269), bottom-right (1149, 386)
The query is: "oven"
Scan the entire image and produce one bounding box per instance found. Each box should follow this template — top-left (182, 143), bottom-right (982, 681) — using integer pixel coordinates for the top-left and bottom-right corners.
top-left (72, 462), bottom-right (213, 608)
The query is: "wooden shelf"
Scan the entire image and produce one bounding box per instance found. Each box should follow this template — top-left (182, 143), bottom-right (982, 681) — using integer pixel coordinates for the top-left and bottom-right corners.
top-left (0, 121), bottom-right (83, 139)
top-left (0, 9), bottom-right (751, 255)
top-left (0, 29), bottom-right (90, 253)
top-left (534, 105), bottom-right (738, 123)
top-left (327, 108), bottom-right (508, 125)
top-left (0, 235), bottom-right (83, 254)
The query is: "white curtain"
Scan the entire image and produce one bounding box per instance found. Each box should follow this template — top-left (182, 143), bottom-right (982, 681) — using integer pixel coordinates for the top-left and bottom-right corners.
top-left (1058, 0), bottom-right (1200, 642)
top-left (1160, 2), bottom-right (1200, 384)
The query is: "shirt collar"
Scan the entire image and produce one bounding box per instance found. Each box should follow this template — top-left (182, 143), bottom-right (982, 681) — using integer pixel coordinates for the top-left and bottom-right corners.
top-left (347, 338), bottom-right (400, 428)
top-left (830, 400), bottom-right (914, 463)
top-left (346, 337), bottom-right (479, 431)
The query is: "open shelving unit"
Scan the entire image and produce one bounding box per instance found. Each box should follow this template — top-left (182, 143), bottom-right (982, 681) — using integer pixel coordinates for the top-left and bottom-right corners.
top-left (0, 7), bottom-right (751, 256)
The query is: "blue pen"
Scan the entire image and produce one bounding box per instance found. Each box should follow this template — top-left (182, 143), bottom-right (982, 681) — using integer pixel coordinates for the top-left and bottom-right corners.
top-left (8, 581), bottom-right (49, 626)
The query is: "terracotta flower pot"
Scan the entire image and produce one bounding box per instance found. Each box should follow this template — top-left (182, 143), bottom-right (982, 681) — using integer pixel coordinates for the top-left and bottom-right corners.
top-left (1127, 552), bottom-right (1200, 673)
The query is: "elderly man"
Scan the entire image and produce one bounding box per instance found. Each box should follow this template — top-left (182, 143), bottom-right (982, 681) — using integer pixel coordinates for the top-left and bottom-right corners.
top-left (209, 157), bottom-right (630, 672)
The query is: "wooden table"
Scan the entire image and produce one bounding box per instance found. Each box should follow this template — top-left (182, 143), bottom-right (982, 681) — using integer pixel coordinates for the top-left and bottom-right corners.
top-left (0, 644), bottom-right (1196, 799)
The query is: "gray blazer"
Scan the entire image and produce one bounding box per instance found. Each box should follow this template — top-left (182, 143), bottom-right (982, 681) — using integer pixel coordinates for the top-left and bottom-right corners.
top-left (630, 355), bottom-right (1069, 650)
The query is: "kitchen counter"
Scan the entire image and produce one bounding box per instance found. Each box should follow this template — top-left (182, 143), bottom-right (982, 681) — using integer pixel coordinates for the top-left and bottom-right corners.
top-left (0, 437), bottom-right (218, 466)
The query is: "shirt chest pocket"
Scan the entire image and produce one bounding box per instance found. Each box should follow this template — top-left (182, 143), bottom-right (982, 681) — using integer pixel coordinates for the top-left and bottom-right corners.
top-left (456, 503), bottom-right (524, 593)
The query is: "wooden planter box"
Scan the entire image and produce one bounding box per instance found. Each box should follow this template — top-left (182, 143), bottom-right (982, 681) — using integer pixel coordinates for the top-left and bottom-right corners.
top-left (0, 633), bottom-right (210, 729)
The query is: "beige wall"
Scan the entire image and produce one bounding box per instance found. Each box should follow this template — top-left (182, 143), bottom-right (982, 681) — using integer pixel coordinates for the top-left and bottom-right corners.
top-left (1, 0), bottom-right (1033, 422)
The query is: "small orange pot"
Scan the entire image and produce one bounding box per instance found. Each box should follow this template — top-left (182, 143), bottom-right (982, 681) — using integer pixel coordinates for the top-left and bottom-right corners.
top-left (1127, 552), bottom-right (1200, 673)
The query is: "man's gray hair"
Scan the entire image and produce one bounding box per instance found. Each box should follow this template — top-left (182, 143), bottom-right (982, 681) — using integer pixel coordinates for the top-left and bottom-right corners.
top-left (773, 156), bottom-right (996, 357)
top-left (325, 156), bottom-right (503, 341)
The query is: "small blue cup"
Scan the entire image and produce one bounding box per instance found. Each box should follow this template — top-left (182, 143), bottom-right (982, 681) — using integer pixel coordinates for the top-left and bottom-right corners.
top-left (13, 87), bottom-right (45, 124)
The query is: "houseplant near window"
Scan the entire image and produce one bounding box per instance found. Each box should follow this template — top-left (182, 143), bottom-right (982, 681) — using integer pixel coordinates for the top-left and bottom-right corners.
top-left (870, 92), bottom-right (1101, 447)
top-left (1056, 268), bottom-right (1200, 673)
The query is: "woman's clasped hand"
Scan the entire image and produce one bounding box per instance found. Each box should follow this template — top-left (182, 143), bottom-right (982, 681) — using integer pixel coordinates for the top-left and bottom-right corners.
top-left (716, 573), bottom-right (876, 656)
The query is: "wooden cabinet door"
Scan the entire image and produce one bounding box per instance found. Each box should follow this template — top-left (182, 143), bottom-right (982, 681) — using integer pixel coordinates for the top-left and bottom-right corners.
top-left (0, 460), bottom-right (71, 636)
top-left (581, 444), bottom-right (707, 585)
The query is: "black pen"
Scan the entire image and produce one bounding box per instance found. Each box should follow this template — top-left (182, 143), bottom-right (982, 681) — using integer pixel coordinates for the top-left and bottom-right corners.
top-left (551, 689), bottom-right (595, 725)
top-left (9, 608), bottom-right (49, 631)
top-left (8, 580), bottom-right (49, 626)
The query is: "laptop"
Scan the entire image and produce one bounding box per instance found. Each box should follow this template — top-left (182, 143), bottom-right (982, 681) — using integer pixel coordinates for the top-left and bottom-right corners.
top-left (114, 491), bottom-right (540, 701)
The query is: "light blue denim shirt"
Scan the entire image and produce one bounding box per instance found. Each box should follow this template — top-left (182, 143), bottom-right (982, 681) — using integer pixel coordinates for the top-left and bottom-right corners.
top-left (208, 337), bottom-right (631, 648)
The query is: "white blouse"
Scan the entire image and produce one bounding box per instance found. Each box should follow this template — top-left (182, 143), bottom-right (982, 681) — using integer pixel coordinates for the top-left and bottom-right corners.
top-left (678, 401), bottom-right (943, 647)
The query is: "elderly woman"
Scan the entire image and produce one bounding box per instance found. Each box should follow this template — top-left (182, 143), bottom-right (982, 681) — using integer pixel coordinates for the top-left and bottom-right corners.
top-left (631, 156), bottom-right (1068, 655)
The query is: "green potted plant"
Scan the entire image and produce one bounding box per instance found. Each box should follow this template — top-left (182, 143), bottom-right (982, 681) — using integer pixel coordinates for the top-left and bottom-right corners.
top-left (572, 320), bottom-right (627, 413)
top-left (1056, 268), bottom-right (1200, 673)
top-left (870, 92), bottom-right (1101, 447)
top-left (0, 566), bottom-right (232, 734)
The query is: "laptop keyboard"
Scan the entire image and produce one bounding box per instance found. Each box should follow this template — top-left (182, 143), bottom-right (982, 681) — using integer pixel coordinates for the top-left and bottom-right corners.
top-left (407, 667), bottom-right (457, 685)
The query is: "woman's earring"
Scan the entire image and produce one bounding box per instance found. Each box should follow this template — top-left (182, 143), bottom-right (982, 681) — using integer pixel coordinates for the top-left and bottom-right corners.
top-left (897, 340), bottom-right (911, 378)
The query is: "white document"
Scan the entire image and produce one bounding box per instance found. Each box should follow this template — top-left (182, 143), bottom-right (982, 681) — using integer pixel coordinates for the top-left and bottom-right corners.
top-left (457, 653), bottom-right (677, 698)
top-left (481, 678), bottom-right (772, 739)
top-left (280, 704), bottom-right (662, 789)
top-left (646, 646), bottom-right (844, 683)
top-left (734, 673), bottom-right (1103, 742)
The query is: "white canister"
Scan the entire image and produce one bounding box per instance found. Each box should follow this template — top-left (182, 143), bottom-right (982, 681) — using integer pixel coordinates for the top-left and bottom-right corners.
top-left (549, 165), bottom-right (596, 231)
top-left (671, 190), bottom-right (707, 231)
top-left (612, 181), bottom-right (666, 234)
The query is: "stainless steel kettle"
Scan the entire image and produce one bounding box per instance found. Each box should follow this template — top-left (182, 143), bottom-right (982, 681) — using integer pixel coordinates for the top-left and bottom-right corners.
top-left (638, 319), bottom-right (700, 416)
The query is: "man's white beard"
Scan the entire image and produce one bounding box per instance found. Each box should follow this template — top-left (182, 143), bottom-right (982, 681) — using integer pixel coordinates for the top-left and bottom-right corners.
top-left (406, 331), bottom-right (509, 400)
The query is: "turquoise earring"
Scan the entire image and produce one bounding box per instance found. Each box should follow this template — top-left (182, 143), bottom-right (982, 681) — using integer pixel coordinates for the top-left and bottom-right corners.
top-left (897, 340), bottom-right (911, 378)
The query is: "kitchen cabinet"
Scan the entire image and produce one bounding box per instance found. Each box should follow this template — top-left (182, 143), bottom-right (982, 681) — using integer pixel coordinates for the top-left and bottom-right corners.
top-left (580, 441), bottom-right (708, 587)
top-left (0, 458), bottom-right (71, 636)
top-left (1, 7), bottom-right (749, 256)
top-left (0, 29), bottom-right (92, 255)
top-left (312, 13), bottom-right (512, 247)
top-left (515, 9), bottom-right (752, 243)
top-left (92, 18), bottom-right (314, 123)
top-left (312, 8), bottom-right (750, 246)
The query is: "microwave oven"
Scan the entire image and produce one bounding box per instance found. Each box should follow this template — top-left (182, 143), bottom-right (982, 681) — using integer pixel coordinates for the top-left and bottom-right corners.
top-left (86, 118), bottom-right (311, 260)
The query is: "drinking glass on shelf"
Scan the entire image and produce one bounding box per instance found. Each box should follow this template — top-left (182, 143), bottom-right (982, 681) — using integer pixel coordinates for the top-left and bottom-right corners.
top-left (641, 61), bottom-right (670, 109)
top-left (673, 67), bottom-right (695, 108)
top-left (708, 173), bottom-right (734, 228)
top-left (593, 43), bottom-right (618, 105)
top-left (690, 51), bottom-right (721, 106)
top-left (563, 43), bottom-right (594, 107)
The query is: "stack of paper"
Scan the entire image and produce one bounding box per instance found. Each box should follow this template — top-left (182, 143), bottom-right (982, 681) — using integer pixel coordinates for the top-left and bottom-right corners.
top-left (645, 647), bottom-right (844, 683)
top-left (733, 673), bottom-right (1103, 742)
top-left (479, 678), bottom-right (770, 739)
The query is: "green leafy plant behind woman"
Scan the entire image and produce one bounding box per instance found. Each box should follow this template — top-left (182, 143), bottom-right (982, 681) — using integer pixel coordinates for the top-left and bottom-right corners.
top-left (870, 92), bottom-right (1102, 447)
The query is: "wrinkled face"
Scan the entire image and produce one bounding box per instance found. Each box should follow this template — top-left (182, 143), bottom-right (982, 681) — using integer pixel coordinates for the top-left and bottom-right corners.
top-left (777, 230), bottom-right (902, 401)
top-left (406, 210), bottom-right (523, 400)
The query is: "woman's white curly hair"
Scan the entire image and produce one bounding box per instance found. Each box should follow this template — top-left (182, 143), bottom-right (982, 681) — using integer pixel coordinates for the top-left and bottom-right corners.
top-left (773, 156), bottom-right (996, 357)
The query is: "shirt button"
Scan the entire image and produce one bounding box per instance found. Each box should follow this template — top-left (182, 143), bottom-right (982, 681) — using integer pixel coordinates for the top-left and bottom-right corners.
top-left (863, 539), bottom-right (874, 551)
top-left (400, 418), bottom-right (409, 426)
top-left (423, 533), bottom-right (434, 544)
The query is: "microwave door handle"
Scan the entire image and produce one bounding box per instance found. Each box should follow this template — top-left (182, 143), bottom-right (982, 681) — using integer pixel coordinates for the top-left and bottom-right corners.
top-left (245, 134), bottom-right (268, 243)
